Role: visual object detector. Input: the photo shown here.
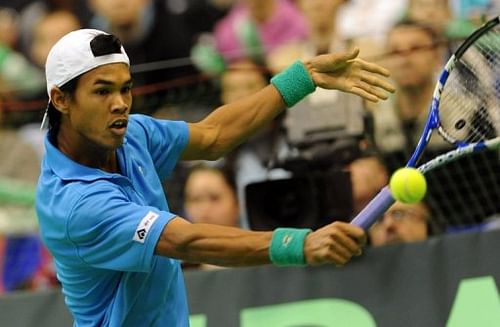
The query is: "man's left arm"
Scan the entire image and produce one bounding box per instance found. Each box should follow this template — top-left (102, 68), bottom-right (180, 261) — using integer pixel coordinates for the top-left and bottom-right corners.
top-left (181, 48), bottom-right (395, 161)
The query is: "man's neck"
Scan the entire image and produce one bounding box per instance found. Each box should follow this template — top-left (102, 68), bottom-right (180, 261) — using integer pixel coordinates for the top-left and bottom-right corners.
top-left (56, 129), bottom-right (120, 174)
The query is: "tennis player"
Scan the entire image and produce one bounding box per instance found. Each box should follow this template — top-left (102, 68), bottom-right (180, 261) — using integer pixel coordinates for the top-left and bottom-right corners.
top-left (36, 29), bottom-right (394, 326)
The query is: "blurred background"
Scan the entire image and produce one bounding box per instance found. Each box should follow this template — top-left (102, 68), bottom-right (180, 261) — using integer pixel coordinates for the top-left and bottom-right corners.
top-left (0, 0), bottom-right (498, 296)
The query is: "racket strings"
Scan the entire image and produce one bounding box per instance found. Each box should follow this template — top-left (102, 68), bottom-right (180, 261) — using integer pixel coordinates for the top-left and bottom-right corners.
top-left (425, 152), bottom-right (500, 230)
top-left (439, 24), bottom-right (499, 145)
top-left (418, 20), bottom-right (500, 231)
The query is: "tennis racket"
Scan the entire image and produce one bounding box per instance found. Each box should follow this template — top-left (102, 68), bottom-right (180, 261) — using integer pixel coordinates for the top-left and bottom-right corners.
top-left (351, 15), bottom-right (500, 230)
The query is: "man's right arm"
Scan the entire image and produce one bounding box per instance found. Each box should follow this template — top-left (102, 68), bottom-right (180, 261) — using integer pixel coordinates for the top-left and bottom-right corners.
top-left (154, 217), bottom-right (366, 267)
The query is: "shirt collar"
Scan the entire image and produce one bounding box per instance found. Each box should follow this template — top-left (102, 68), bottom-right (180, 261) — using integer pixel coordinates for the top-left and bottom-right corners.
top-left (44, 134), bottom-right (125, 182)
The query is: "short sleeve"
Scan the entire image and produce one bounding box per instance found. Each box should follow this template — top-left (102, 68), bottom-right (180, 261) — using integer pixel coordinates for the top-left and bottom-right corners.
top-left (67, 183), bottom-right (176, 272)
top-left (131, 115), bottom-right (189, 180)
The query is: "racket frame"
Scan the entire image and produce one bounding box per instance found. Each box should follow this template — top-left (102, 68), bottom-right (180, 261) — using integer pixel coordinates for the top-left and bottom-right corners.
top-left (351, 16), bottom-right (500, 230)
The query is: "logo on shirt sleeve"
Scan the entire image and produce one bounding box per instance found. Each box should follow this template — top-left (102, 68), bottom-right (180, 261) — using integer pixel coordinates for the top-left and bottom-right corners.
top-left (133, 211), bottom-right (160, 244)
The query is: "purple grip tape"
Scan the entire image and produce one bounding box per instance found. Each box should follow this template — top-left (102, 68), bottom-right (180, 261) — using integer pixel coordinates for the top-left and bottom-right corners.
top-left (350, 186), bottom-right (395, 230)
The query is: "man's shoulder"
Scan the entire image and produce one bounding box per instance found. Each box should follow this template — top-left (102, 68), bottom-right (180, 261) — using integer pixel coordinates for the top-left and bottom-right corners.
top-left (37, 177), bottom-right (116, 207)
top-left (128, 113), bottom-right (152, 127)
top-left (127, 114), bottom-right (188, 138)
top-left (36, 177), bottom-right (126, 232)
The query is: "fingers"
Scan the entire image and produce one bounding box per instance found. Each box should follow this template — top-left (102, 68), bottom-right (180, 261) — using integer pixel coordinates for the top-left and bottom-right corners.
top-left (354, 80), bottom-right (391, 102)
top-left (311, 64), bottom-right (395, 103)
top-left (326, 240), bottom-right (362, 267)
top-left (310, 48), bottom-right (360, 71)
top-left (335, 47), bottom-right (360, 64)
top-left (310, 51), bottom-right (396, 101)
top-left (328, 232), bottom-right (361, 266)
top-left (304, 222), bottom-right (366, 266)
top-left (349, 59), bottom-right (395, 101)
top-left (355, 58), bottom-right (391, 77)
top-left (360, 72), bottom-right (396, 93)
top-left (337, 222), bottom-right (367, 246)
top-left (349, 86), bottom-right (381, 103)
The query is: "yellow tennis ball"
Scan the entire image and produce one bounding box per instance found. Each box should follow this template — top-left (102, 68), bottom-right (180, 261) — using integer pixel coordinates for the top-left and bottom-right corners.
top-left (389, 167), bottom-right (427, 203)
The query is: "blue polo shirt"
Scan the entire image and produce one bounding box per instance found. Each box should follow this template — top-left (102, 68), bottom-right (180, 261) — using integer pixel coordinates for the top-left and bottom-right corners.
top-left (36, 114), bottom-right (190, 327)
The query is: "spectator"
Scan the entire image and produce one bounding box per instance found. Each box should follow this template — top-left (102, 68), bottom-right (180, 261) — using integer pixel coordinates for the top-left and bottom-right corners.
top-left (0, 5), bottom-right (47, 105)
top-left (265, 0), bottom-right (370, 223)
top-left (174, 0), bottom-right (232, 41)
top-left (10, 9), bottom-right (81, 107)
top-left (150, 61), bottom-right (268, 215)
top-left (265, 0), bottom-right (366, 161)
top-left (213, 0), bottom-right (308, 63)
top-left (337, 0), bottom-right (408, 55)
top-left (220, 59), bottom-right (269, 104)
top-left (0, 98), bottom-right (56, 293)
top-left (0, 7), bottom-right (55, 286)
top-left (182, 163), bottom-right (241, 269)
top-left (219, 60), bottom-right (290, 228)
top-left (18, 0), bottom-right (91, 54)
top-left (267, 0), bottom-right (349, 72)
top-left (29, 9), bottom-right (81, 70)
top-left (369, 19), bottom-right (447, 170)
top-left (10, 9), bottom-right (81, 157)
top-left (0, 105), bottom-right (40, 185)
top-left (0, 7), bottom-right (20, 50)
top-left (88, 0), bottom-right (197, 109)
top-left (183, 164), bottom-right (240, 228)
top-left (369, 201), bottom-right (431, 246)
top-left (348, 155), bottom-right (389, 216)
top-left (370, 18), bottom-right (500, 232)
top-left (406, 0), bottom-right (453, 34)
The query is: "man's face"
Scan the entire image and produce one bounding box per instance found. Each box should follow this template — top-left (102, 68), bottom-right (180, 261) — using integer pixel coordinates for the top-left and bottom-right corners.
top-left (387, 26), bottom-right (441, 89)
top-left (63, 63), bottom-right (132, 150)
top-left (369, 201), bottom-right (429, 247)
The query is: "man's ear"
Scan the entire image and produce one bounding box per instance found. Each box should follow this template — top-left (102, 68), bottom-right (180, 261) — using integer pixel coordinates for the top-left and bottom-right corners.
top-left (50, 87), bottom-right (70, 114)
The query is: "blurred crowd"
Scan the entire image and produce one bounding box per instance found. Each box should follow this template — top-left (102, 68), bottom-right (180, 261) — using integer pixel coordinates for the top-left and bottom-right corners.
top-left (0, 0), bottom-right (498, 288)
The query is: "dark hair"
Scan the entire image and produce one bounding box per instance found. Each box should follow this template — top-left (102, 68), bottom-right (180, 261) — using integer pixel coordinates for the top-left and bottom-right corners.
top-left (48, 33), bottom-right (124, 143)
top-left (48, 76), bottom-right (79, 144)
top-left (186, 163), bottom-right (237, 194)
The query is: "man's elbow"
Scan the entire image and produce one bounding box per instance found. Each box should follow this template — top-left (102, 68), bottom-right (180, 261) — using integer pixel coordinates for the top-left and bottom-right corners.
top-left (187, 122), bottom-right (230, 160)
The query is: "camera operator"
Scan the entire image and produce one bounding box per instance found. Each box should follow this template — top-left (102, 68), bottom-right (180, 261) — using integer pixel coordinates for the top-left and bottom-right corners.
top-left (244, 76), bottom-right (385, 231)
top-left (240, 0), bottom-right (389, 231)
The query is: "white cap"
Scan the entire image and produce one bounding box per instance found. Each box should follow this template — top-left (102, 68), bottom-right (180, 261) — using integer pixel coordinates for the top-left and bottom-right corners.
top-left (45, 28), bottom-right (130, 98)
top-left (41, 29), bottom-right (130, 130)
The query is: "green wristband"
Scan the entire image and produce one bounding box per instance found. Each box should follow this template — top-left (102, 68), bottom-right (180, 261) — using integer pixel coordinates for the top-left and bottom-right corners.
top-left (270, 60), bottom-right (316, 107)
top-left (269, 228), bottom-right (312, 266)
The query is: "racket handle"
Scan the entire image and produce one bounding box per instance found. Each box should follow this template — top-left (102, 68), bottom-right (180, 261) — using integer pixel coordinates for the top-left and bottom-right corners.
top-left (350, 186), bottom-right (395, 230)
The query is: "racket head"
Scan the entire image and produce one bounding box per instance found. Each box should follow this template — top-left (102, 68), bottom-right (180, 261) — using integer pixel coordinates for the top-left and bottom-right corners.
top-left (433, 16), bottom-right (499, 147)
top-left (407, 16), bottom-right (499, 167)
top-left (352, 16), bottom-right (500, 231)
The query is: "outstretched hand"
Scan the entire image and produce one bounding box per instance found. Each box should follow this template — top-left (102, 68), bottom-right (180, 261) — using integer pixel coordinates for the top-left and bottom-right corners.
top-left (305, 48), bottom-right (396, 102)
